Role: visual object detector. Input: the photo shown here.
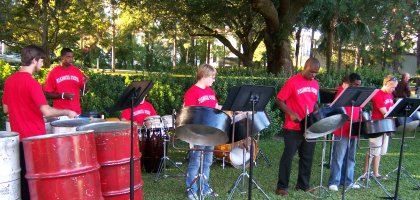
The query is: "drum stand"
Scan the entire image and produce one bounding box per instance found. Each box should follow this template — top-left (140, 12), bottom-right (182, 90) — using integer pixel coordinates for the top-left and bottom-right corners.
top-left (186, 150), bottom-right (216, 200)
top-left (307, 136), bottom-right (331, 199)
top-left (255, 132), bottom-right (271, 166)
top-left (155, 131), bottom-right (184, 181)
top-left (227, 146), bottom-right (270, 200)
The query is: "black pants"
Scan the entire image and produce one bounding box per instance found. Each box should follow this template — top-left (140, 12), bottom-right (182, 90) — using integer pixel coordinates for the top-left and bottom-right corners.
top-left (20, 142), bottom-right (30, 200)
top-left (277, 129), bottom-right (316, 191)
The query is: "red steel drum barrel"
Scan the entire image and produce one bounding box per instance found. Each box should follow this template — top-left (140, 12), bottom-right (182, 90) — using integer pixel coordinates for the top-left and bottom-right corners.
top-left (77, 122), bottom-right (143, 200)
top-left (22, 131), bottom-right (103, 200)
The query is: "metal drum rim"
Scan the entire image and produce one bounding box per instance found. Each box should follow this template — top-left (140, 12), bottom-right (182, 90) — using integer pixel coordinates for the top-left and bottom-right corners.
top-left (0, 131), bottom-right (19, 138)
top-left (22, 130), bottom-right (94, 141)
top-left (76, 121), bottom-right (131, 133)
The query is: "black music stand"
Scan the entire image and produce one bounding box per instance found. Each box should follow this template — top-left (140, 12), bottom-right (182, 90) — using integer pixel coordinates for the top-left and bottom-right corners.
top-left (381, 98), bottom-right (420, 200)
top-left (222, 85), bottom-right (274, 200)
top-left (109, 80), bottom-right (154, 200)
top-left (330, 86), bottom-right (377, 200)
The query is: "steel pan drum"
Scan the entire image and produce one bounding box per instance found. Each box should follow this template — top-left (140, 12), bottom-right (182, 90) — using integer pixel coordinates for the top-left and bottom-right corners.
top-left (0, 132), bottom-right (20, 200)
top-left (230, 111), bottom-right (270, 143)
top-left (175, 106), bottom-right (232, 146)
top-left (23, 131), bottom-right (103, 200)
top-left (352, 118), bottom-right (396, 138)
top-left (77, 122), bottom-right (143, 199)
top-left (301, 107), bottom-right (348, 139)
top-left (51, 118), bottom-right (105, 133)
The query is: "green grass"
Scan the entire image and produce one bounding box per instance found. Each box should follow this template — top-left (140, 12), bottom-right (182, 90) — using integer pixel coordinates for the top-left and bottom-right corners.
top-left (141, 134), bottom-right (420, 199)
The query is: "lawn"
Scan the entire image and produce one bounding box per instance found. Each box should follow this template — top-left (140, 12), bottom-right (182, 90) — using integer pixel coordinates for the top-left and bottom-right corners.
top-left (140, 132), bottom-right (420, 200)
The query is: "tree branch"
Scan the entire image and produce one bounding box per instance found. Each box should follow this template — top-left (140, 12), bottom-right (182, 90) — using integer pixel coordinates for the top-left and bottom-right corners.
top-left (249, 0), bottom-right (279, 33)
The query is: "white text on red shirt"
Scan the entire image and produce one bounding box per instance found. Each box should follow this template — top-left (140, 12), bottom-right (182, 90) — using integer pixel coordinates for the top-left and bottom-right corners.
top-left (198, 95), bottom-right (216, 104)
top-left (56, 75), bottom-right (80, 83)
top-left (297, 87), bottom-right (318, 95)
top-left (133, 109), bottom-right (151, 116)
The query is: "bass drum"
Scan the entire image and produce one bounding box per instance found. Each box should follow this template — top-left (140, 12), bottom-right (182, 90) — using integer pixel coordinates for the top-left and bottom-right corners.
top-left (214, 138), bottom-right (258, 169)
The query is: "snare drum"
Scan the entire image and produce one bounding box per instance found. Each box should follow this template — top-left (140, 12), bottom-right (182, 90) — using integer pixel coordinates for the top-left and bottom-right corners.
top-left (214, 138), bottom-right (258, 169)
top-left (144, 115), bottom-right (163, 129)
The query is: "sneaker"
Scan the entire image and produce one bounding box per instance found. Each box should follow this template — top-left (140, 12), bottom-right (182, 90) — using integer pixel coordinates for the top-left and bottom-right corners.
top-left (204, 189), bottom-right (219, 197)
top-left (329, 185), bottom-right (338, 191)
top-left (275, 188), bottom-right (289, 197)
top-left (351, 183), bottom-right (361, 189)
top-left (186, 191), bottom-right (198, 200)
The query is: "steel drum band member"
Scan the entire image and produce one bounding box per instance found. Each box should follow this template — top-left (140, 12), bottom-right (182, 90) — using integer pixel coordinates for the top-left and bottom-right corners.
top-left (275, 57), bottom-right (320, 197)
top-left (2, 45), bottom-right (77, 200)
top-left (120, 96), bottom-right (157, 124)
top-left (363, 75), bottom-right (397, 180)
top-left (44, 48), bottom-right (88, 115)
top-left (328, 73), bottom-right (362, 191)
top-left (184, 64), bottom-right (221, 200)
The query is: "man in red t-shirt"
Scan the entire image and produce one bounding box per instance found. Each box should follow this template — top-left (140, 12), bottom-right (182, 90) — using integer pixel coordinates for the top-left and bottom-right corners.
top-left (363, 75), bottom-right (397, 180)
top-left (2, 45), bottom-right (77, 200)
top-left (44, 48), bottom-right (88, 114)
top-left (184, 64), bottom-right (220, 200)
top-left (120, 98), bottom-right (157, 124)
top-left (328, 73), bottom-right (362, 191)
top-left (275, 58), bottom-right (320, 197)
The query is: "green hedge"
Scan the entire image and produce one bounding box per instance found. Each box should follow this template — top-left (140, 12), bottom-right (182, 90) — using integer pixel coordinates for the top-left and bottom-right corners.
top-left (0, 60), bottom-right (388, 138)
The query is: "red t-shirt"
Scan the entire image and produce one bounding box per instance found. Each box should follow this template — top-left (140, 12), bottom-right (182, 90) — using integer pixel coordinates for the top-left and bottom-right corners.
top-left (2, 72), bottom-right (48, 141)
top-left (120, 100), bottom-right (157, 124)
top-left (332, 86), bottom-right (361, 138)
top-left (277, 73), bottom-right (319, 130)
top-left (372, 90), bottom-right (394, 120)
top-left (44, 65), bottom-right (85, 114)
top-left (184, 85), bottom-right (218, 108)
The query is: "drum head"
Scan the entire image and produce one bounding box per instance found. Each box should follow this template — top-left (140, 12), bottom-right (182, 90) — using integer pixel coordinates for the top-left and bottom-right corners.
top-left (229, 147), bottom-right (250, 167)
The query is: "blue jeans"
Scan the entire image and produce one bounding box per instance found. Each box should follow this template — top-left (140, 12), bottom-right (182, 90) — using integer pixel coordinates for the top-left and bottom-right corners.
top-left (328, 136), bottom-right (357, 186)
top-left (186, 145), bottom-right (214, 194)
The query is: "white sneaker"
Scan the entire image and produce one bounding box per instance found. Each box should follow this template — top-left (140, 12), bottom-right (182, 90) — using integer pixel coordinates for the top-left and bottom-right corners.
top-left (329, 185), bottom-right (338, 191)
top-left (351, 183), bottom-right (360, 189)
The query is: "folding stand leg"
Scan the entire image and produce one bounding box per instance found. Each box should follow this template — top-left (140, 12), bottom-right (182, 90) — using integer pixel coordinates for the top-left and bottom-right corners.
top-left (155, 134), bottom-right (184, 181)
top-left (186, 150), bottom-right (216, 200)
top-left (228, 148), bottom-right (270, 200)
top-left (308, 140), bottom-right (330, 199)
top-left (386, 165), bottom-right (420, 189)
top-left (255, 133), bottom-right (271, 167)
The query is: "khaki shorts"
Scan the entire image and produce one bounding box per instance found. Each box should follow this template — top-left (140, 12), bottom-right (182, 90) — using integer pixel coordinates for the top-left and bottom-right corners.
top-left (368, 134), bottom-right (389, 156)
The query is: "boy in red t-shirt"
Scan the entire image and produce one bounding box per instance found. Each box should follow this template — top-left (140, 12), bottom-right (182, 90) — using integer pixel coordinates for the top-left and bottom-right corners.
top-left (275, 58), bottom-right (320, 197)
top-left (44, 48), bottom-right (88, 114)
top-left (184, 64), bottom-right (220, 200)
top-left (2, 45), bottom-right (77, 200)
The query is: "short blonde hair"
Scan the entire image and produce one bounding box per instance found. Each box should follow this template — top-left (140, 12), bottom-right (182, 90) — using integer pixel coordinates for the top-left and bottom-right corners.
top-left (196, 64), bottom-right (216, 81)
top-left (383, 75), bottom-right (398, 86)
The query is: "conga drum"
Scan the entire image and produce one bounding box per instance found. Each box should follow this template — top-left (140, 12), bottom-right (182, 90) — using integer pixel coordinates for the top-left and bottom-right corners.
top-left (0, 132), bottom-right (20, 200)
top-left (140, 116), bottom-right (164, 173)
top-left (23, 131), bottom-right (103, 200)
top-left (214, 137), bottom-right (258, 169)
top-left (77, 122), bottom-right (143, 200)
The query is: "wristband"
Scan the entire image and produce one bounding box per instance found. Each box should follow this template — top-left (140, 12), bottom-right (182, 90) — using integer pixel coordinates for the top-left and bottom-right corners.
top-left (61, 92), bottom-right (65, 99)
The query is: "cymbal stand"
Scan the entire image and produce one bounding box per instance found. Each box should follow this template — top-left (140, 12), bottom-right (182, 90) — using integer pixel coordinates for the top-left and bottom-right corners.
top-left (155, 128), bottom-right (184, 181)
top-left (186, 150), bottom-right (216, 200)
top-left (255, 132), bottom-right (271, 167)
top-left (228, 112), bottom-right (270, 200)
top-left (386, 122), bottom-right (420, 191)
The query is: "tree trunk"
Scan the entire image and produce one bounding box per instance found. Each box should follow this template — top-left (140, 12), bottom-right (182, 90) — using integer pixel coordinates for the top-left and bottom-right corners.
top-left (295, 27), bottom-right (302, 68)
top-left (265, 37), bottom-right (293, 75)
top-left (326, 15), bottom-right (337, 72)
top-left (417, 29), bottom-right (420, 72)
top-left (392, 28), bottom-right (403, 73)
top-left (206, 40), bottom-right (211, 64)
top-left (310, 29), bottom-right (315, 58)
top-left (172, 34), bottom-right (177, 68)
top-left (41, 0), bottom-right (50, 67)
top-left (337, 40), bottom-right (342, 71)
